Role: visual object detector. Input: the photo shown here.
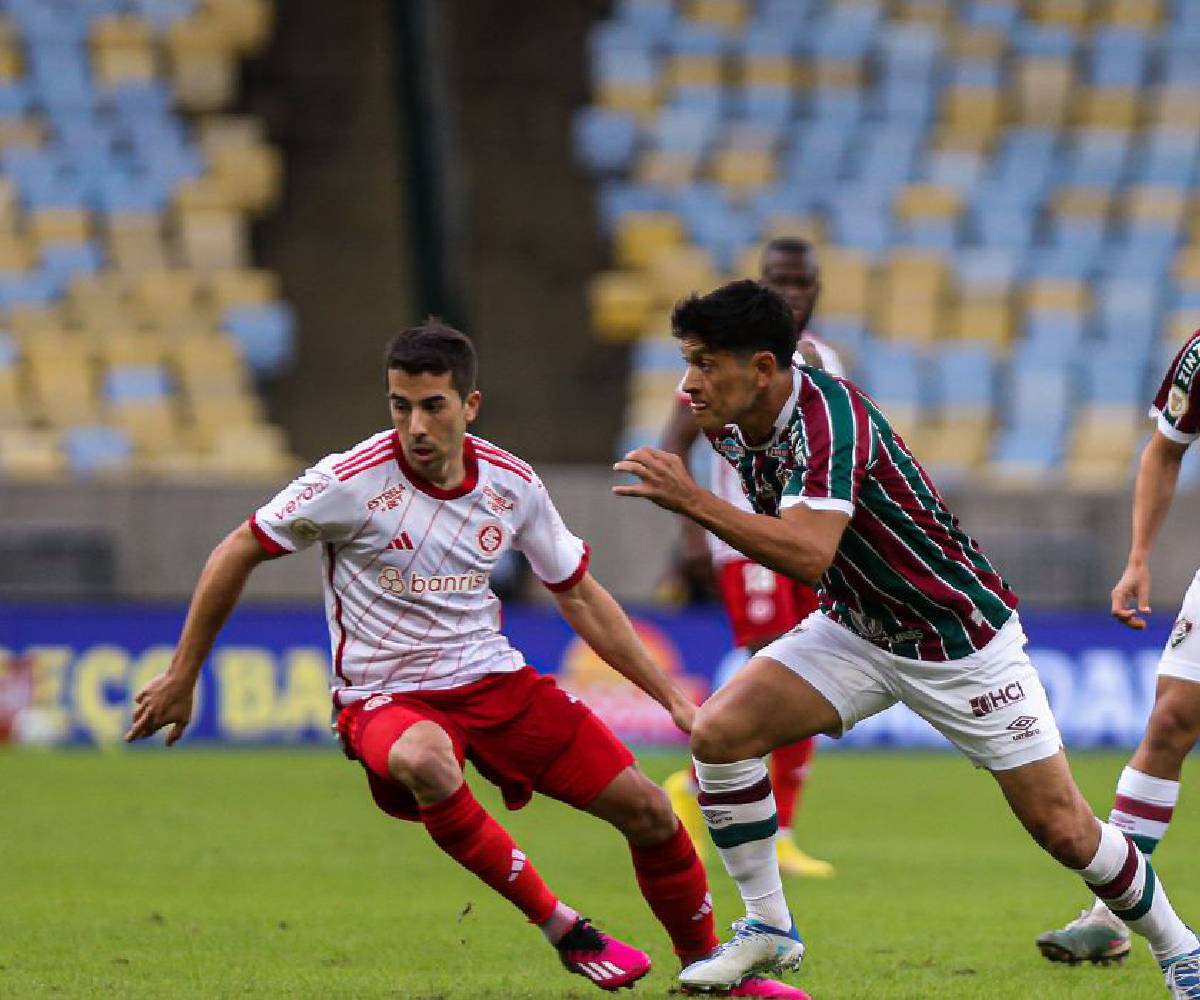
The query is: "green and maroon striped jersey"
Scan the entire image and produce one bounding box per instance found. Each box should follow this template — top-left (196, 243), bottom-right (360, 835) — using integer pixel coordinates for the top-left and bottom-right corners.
top-left (708, 366), bottom-right (1018, 661)
top-left (1150, 329), bottom-right (1200, 444)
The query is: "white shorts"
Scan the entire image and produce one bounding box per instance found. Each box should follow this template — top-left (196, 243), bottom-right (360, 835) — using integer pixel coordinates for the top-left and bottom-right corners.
top-left (1159, 570), bottom-right (1200, 684)
top-left (759, 611), bottom-right (1063, 771)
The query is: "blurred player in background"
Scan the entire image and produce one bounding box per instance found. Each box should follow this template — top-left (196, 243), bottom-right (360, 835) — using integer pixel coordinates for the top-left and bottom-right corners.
top-left (661, 239), bottom-right (836, 879)
top-left (615, 282), bottom-right (1200, 999)
top-left (1037, 330), bottom-right (1200, 977)
top-left (125, 322), bottom-right (806, 999)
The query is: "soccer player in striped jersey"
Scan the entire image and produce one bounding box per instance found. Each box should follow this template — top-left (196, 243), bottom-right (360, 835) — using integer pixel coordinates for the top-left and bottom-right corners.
top-left (614, 281), bottom-right (1200, 998)
top-left (125, 321), bottom-right (806, 998)
top-left (661, 238), bottom-right (837, 880)
top-left (1036, 330), bottom-right (1200, 988)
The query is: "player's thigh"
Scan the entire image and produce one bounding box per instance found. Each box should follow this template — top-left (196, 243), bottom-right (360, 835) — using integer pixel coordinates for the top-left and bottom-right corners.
top-left (1131, 674), bottom-right (1200, 774)
top-left (890, 618), bottom-right (1062, 772)
top-left (695, 616), bottom-right (894, 759)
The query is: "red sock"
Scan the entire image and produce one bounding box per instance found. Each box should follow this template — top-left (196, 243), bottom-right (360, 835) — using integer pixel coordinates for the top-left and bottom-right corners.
top-left (420, 783), bottom-right (558, 925)
top-left (770, 738), bottom-right (816, 831)
top-left (629, 822), bottom-right (717, 959)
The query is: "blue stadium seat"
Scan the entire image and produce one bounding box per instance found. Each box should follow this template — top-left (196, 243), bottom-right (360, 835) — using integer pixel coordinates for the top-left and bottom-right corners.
top-left (1011, 24), bottom-right (1077, 58)
top-left (956, 248), bottom-right (1018, 290)
top-left (781, 124), bottom-right (852, 185)
top-left (651, 105), bottom-right (718, 154)
top-left (931, 346), bottom-right (996, 409)
top-left (1089, 28), bottom-right (1149, 88)
top-left (1081, 350), bottom-right (1148, 406)
top-left (663, 23), bottom-right (725, 57)
top-left (64, 425), bottom-right (133, 476)
top-left (1132, 129), bottom-right (1199, 186)
top-left (41, 241), bottom-right (102, 291)
top-left (597, 181), bottom-right (670, 234)
top-left (632, 336), bottom-right (683, 374)
top-left (857, 340), bottom-right (924, 408)
top-left (947, 60), bottom-right (1004, 87)
top-left (129, 0), bottom-right (198, 31)
top-left (0, 271), bottom-right (58, 309)
top-left (806, 87), bottom-right (864, 126)
top-left (735, 86), bottom-right (795, 126)
top-left (1026, 246), bottom-right (1096, 281)
top-left (223, 303), bottom-right (297, 378)
top-left (1062, 132), bottom-right (1129, 188)
top-left (969, 206), bottom-right (1037, 251)
top-left (961, 1), bottom-right (1021, 30)
top-left (572, 108), bottom-right (639, 174)
top-left (105, 365), bottom-right (172, 404)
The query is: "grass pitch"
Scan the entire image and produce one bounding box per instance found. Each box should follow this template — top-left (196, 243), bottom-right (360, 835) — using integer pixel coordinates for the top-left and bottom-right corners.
top-left (2, 747), bottom-right (1196, 999)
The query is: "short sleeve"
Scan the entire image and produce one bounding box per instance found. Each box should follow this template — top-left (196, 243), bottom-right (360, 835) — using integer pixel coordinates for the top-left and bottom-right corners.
top-left (780, 378), bottom-right (869, 517)
top-left (1150, 331), bottom-right (1200, 445)
top-left (513, 476), bottom-right (590, 591)
top-left (250, 466), bottom-right (357, 555)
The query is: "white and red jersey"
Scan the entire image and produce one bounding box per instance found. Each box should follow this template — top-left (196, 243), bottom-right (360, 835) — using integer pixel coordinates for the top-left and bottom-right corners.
top-left (249, 430), bottom-right (589, 705)
top-left (679, 335), bottom-right (846, 565)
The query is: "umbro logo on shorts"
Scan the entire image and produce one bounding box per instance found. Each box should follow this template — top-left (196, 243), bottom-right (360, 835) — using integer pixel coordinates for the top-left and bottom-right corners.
top-left (1007, 715), bottom-right (1042, 741)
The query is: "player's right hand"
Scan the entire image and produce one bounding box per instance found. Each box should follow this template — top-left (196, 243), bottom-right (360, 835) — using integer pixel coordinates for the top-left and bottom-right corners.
top-left (1111, 563), bottom-right (1151, 630)
top-left (124, 672), bottom-right (195, 746)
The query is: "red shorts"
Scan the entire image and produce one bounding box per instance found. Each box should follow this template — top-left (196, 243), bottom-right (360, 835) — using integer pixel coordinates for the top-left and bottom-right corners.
top-left (717, 559), bottom-right (820, 649)
top-left (335, 666), bottom-right (634, 822)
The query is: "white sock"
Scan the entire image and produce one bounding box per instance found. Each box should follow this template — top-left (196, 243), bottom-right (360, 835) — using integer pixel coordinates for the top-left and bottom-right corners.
top-left (539, 900), bottom-right (579, 945)
top-left (694, 757), bottom-right (791, 930)
top-left (1080, 819), bottom-right (1199, 961)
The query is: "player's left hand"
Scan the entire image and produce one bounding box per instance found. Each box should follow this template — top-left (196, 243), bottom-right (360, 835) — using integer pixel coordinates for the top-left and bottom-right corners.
top-left (124, 672), bottom-right (195, 746)
top-left (612, 447), bottom-right (701, 515)
top-left (668, 697), bottom-right (697, 734)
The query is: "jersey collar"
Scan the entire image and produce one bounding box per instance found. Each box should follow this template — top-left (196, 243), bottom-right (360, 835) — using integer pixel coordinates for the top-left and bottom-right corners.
top-left (733, 365), bottom-right (801, 452)
top-left (392, 432), bottom-right (479, 500)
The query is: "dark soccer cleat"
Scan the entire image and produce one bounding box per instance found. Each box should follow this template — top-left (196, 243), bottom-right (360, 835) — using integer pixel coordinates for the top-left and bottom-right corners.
top-left (1036, 906), bottom-right (1132, 966)
top-left (556, 917), bottom-right (652, 992)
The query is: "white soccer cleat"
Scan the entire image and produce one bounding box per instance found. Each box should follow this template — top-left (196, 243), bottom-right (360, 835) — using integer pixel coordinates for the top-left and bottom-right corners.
top-left (679, 918), bottom-right (805, 991)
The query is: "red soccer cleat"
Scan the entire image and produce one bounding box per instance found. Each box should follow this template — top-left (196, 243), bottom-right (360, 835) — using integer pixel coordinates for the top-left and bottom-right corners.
top-left (556, 917), bottom-right (652, 991)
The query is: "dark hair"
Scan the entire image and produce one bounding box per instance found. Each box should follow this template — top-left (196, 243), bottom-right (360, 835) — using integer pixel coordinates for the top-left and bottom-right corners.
top-left (670, 280), bottom-right (799, 366)
top-left (762, 236), bottom-right (813, 259)
top-left (384, 319), bottom-right (477, 399)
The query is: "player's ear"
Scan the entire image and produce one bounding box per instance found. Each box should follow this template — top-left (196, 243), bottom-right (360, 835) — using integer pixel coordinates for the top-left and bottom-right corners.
top-left (463, 389), bottom-right (482, 423)
top-left (751, 350), bottom-right (778, 385)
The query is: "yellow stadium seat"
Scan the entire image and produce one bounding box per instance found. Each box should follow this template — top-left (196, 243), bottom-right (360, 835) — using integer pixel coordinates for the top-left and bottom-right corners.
top-left (208, 423), bottom-right (294, 480)
top-left (820, 248), bottom-right (871, 320)
top-left (634, 150), bottom-right (700, 189)
top-left (874, 252), bottom-right (949, 343)
top-left (1075, 87), bottom-right (1140, 130)
top-left (950, 26), bottom-right (1006, 61)
top-left (740, 56), bottom-right (795, 89)
top-left (644, 245), bottom-right (719, 307)
top-left (111, 399), bottom-right (181, 456)
top-left (132, 270), bottom-right (202, 325)
top-left (613, 211), bottom-right (685, 270)
top-left (710, 147), bottom-right (775, 195)
top-left (0, 44), bottom-right (21, 81)
top-left (94, 45), bottom-right (156, 86)
top-left (0, 234), bottom-right (32, 271)
top-left (0, 428), bottom-right (65, 478)
top-left (894, 0), bottom-right (953, 25)
top-left (597, 78), bottom-right (660, 119)
top-left (931, 125), bottom-right (993, 155)
top-left (176, 206), bottom-right (249, 271)
top-left (206, 0), bottom-right (273, 55)
top-left (1167, 309), bottom-right (1200, 345)
top-left (666, 54), bottom-right (722, 90)
top-left (1029, 0), bottom-right (1089, 27)
top-left (1068, 405), bottom-right (1140, 486)
top-left (918, 414), bottom-right (992, 473)
top-left (207, 143), bottom-right (282, 213)
top-left (941, 85), bottom-right (1004, 137)
top-left (685, 0), bottom-right (749, 34)
top-left (91, 14), bottom-right (153, 48)
top-left (1174, 246), bottom-right (1200, 285)
top-left (894, 184), bottom-right (962, 223)
top-left (0, 360), bottom-right (25, 427)
top-left (106, 213), bottom-right (169, 274)
top-left (1012, 58), bottom-right (1074, 126)
top-left (1052, 187), bottom-right (1112, 219)
top-left (588, 271), bottom-right (654, 341)
top-left (166, 14), bottom-right (237, 112)
top-left (26, 349), bottom-right (99, 429)
top-left (948, 296), bottom-right (1013, 347)
top-left (97, 330), bottom-right (167, 367)
top-left (1025, 278), bottom-right (1089, 313)
top-left (0, 116), bottom-right (41, 154)
top-left (1101, 0), bottom-right (1160, 29)
top-left (1150, 85), bottom-right (1200, 128)
top-left (813, 59), bottom-right (864, 90)
top-left (1125, 187), bottom-right (1187, 227)
top-left (174, 333), bottom-right (247, 389)
top-left (205, 268), bottom-right (280, 312)
top-left (628, 369), bottom-right (686, 428)
top-left (28, 207), bottom-right (90, 249)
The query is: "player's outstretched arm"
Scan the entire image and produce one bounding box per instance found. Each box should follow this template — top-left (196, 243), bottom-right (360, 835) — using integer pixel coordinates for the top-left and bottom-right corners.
top-left (1113, 431), bottom-right (1188, 629)
top-left (551, 572), bottom-right (697, 733)
top-left (125, 522), bottom-right (272, 745)
top-left (613, 446), bottom-right (848, 586)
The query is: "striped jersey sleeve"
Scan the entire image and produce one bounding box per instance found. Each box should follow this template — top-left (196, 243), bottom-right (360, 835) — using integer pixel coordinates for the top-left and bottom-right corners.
top-left (779, 374), bottom-right (871, 517)
top-left (1150, 329), bottom-right (1200, 445)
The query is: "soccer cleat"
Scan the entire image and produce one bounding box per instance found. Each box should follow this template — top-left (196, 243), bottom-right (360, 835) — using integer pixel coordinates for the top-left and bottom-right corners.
top-left (555, 917), bottom-right (651, 992)
top-left (1163, 947), bottom-right (1200, 998)
top-left (665, 769), bottom-right (708, 862)
top-left (679, 918), bottom-right (805, 991)
top-left (775, 837), bottom-right (834, 879)
top-left (682, 975), bottom-right (811, 998)
top-left (1036, 906), bottom-right (1131, 966)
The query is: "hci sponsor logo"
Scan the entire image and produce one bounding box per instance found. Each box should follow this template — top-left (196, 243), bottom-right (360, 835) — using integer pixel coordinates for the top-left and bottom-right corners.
top-left (969, 680), bottom-right (1026, 718)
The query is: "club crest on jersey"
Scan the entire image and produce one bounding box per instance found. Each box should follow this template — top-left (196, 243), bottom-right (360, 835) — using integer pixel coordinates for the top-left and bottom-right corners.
top-left (362, 694), bottom-right (392, 712)
top-left (378, 567), bottom-right (406, 595)
top-left (482, 484), bottom-right (515, 516)
top-left (367, 484), bottom-right (406, 512)
top-left (1168, 385), bottom-right (1189, 419)
top-left (1170, 616), bottom-right (1193, 650)
top-left (291, 517), bottom-right (322, 542)
top-left (477, 522), bottom-right (505, 555)
top-left (715, 435), bottom-right (743, 461)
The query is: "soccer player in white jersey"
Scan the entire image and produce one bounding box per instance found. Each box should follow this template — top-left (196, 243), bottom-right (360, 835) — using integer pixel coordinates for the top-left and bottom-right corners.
top-left (661, 239), bottom-right (837, 879)
top-left (614, 281), bottom-right (1200, 998)
top-left (125, 321), bottom-right (807, 999)
top-left (1036, 329), bottom-right (1200, 983)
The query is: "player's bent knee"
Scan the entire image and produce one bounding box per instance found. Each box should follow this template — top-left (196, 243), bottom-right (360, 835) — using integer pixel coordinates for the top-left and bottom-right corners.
top-left (1033, 811), bottom-right (1098, 869)
top-left (386, 722), bottom-right (460, 796)
top-left (1145, 698), bottom-right (1200, 760)
top-left (617, 776), bottom-right (678, 846)
top-left (690, 707), bottom-right (755, 764)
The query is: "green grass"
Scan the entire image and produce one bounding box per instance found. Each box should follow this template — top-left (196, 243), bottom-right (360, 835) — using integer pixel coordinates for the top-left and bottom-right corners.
top-left (1, 748), bottom-right (1196, 999)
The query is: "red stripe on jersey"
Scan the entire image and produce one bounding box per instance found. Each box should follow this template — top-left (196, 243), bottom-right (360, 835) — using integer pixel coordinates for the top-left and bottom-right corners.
top-left (543, 543), bottom-right (591, 592)
top-left (396, 435), bottom-right (480, 499)
top-left (1113, 794), bottom-right (1175, 823)
top-left (333, 438), bottom-right (393, 474)
top-left (476, 453), bottom-right (533, 482)
top-left (338, 453), bottom-right (396, 482)
top-left (248, 514), bottom-right (290, 557)
top-left (326, 541), bottom-right (350, 695)
top-left (471, 439), bottom-right (533, 476)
